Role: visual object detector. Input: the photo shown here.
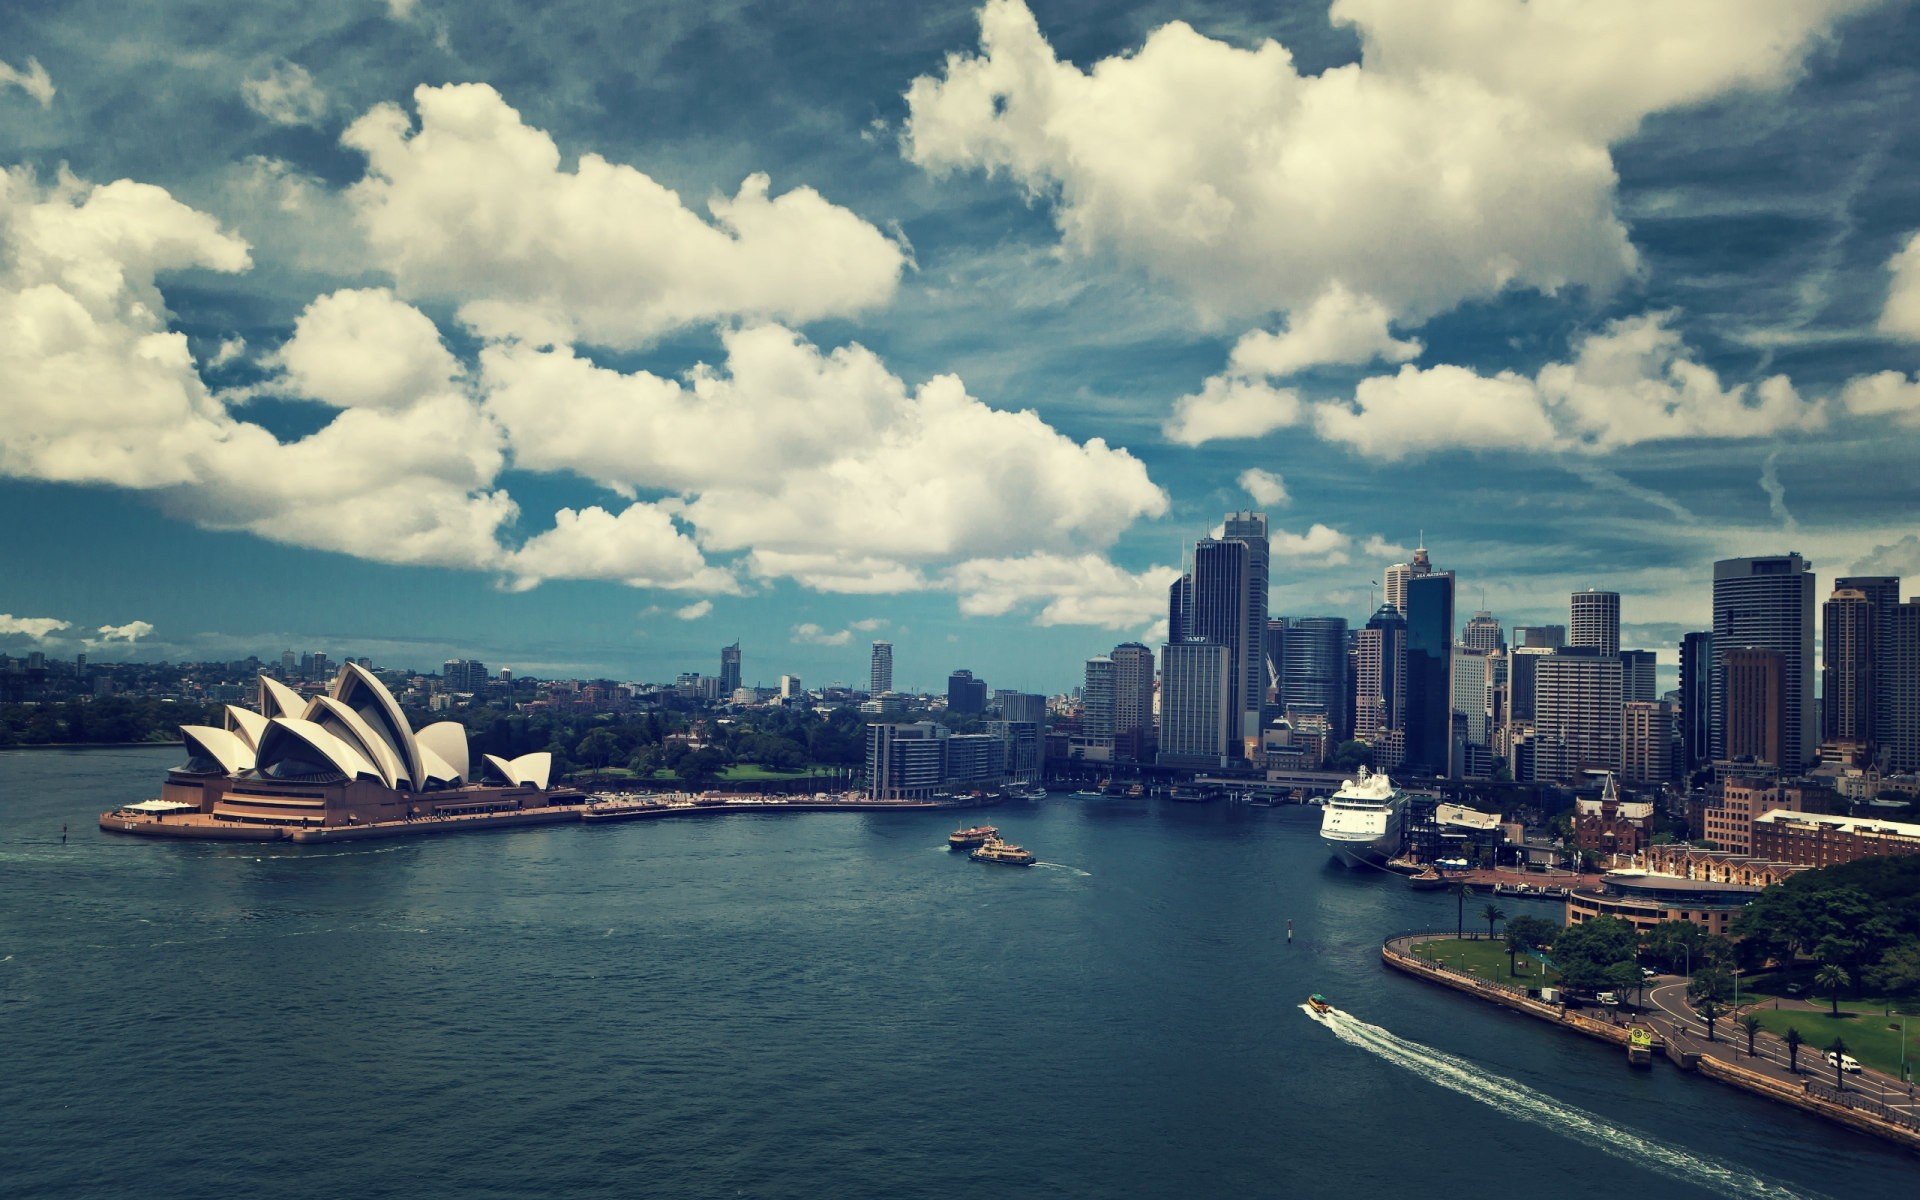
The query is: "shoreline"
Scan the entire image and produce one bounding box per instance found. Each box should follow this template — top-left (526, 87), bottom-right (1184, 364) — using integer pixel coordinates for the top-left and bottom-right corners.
top-left (3, 740), bottom-right (183, 751)
top-left (1381, 933), bottom-right (1920, 1153)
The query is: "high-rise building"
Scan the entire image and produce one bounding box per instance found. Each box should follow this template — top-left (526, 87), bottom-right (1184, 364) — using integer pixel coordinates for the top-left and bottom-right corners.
top-left (1622, 700), bottom-right (1677, 783)
top-left (281, 649), bottom-right (297, 677)
top-left (1712, 554), bottom-right (1815, 769)
top-left (1279, 616), bottom-right (1350, 741)
top-left (1837, 575), bottom-right (1901, 753)
top-left (1887, 600), bottom-right (1920, 773)
top-left (720, 642), bottom-right (742, 695)
top-left (869, 641), bottom-right (893, 695)
top-left (1264, 618), bottom-right (1287, 705)
top-left (1082, 656), bottom-right (1116, 737)
top-left (1110, 642), bottom-right (1157, 761)
top-left (866, 723), bottom-right (947, 800)
top-left (1450, 645), bottom-right (1491, 749)
top-left (1192, 524), bottom-right (1268, 752)
top-left (1462, 611), bottom-right (1504, 654)
top-left (1822, 587), bottom-right (1875, 748)
top-left (1382, 541), bottom-right (1432, 616)
top-left (1512, 625), bottom-right (1567, 650)
top-left (1618, 649), bottom-right (1657, 704)
top-left (1570, 589), bottom-right (1621, 656)
top-left (1505, 646), bottom-right (1555, 724)
top-left (1724, 646), bottom-right (1786, 768)
top-left (443, 659), bottom-right (486, 693)
top-left (947, 669), bottom-right (988, 715)
top-left (1158, 639), bottom-right (1233, 765)
top-left (1353, 606), bottom-right (1407, 746)
top-left (1534, 650), bottom-right (1624, 781)
top-left (780, 674), bottom-right (802, 700)
top-left (1680, 632), bottom-right (1713, 770)
top-left (1222, 511), bottom-right (1271, 743)
top-left (996, 691), bottom-right (1047, 725)
top-left (1402, 572), bottom-right (1455, 775)
top-left (1167, 571), bottom-right (1193, 641)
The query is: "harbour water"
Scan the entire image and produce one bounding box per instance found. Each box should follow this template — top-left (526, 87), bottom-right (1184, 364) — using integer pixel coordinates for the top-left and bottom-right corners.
top-left (2, 747), bottom-right (1914, 1198)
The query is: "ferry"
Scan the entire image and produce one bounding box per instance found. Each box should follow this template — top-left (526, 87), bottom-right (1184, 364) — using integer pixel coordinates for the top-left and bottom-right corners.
top-left (1318, 766), bottom-right (1409, 867)
top-left (1307, 994), bottom-right (1333, 1015)
top-left (970, 837), bottom-right (1036, 866)
top-left (1022, 788), bottom-right (1049, 801)
top-left (948, 825), bottom-right (999, 850)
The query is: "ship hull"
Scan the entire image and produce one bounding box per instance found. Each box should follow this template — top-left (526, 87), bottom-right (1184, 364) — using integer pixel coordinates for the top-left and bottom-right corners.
top-left (1321, 835), bottom-right (1396, 867)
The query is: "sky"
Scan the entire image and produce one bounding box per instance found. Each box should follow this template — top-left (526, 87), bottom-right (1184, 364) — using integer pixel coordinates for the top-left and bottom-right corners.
top-left (1, 0), bottom-right (1918, 693)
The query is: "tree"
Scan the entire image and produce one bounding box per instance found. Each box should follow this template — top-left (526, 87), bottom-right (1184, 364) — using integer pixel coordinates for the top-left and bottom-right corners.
top-left (1695, 996), bottom-right (1725, 1042)
top-left (1504, 915), bottom-right (1557, 978)
top-left (1551, 916), bottom-right (1640, 993)
top-left (1866, 942), bottom-right (1920, 1004)
top-left (1481, 903), bottom-right (1507, 940)
top-left (1738, 1013), bottom-right (1764, 1057)
top-left (1331, 740), bottom-right (1370, 770)
top-left (1827, 1037), bottom-right (1849, 1090)
top-left (574, 728), bottom-right (621, 772)
top-left (1815, 962), bottom-right (1851, 1018)
top-left (1783, 1026), bottom-right (1804, 1073)
top-left (1688, 966), bottom-right (1733, 1008)
top-left (1639, 920), bottom-right (1711, 975)
top-left (1451, 882), bottom-right (1473, 939)
top-left (1606, 961), bottom-right (1643, 1011)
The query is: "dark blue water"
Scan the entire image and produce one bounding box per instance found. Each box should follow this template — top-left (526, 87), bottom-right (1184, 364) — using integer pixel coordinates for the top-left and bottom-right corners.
top-left (2, 748), bottom-right (1913, 1198)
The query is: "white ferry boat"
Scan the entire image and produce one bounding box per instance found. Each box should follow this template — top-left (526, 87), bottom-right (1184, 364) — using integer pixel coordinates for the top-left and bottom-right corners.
top-left (1318, 767), bottom-right (1409, 867)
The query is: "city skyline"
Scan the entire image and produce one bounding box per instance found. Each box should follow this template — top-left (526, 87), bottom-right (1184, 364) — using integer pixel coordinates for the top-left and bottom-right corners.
top-left (4, 1), bottom-right (1920, 691)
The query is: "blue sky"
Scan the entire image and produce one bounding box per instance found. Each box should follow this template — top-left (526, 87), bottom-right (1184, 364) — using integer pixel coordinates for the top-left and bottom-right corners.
top-left (1, 0), bottom-right (1918, 692)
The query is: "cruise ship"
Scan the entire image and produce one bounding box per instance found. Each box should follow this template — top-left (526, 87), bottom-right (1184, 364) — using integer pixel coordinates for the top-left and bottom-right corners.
top-left (1318, 767), bottom-right (1409, 867)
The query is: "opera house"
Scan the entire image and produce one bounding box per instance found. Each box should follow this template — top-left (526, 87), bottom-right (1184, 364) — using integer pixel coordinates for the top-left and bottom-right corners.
top-left (102, 663), bottom-right (576, 841)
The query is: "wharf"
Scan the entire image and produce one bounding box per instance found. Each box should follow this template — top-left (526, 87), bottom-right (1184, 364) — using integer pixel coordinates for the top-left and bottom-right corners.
top-left (582, 796), bottom-right (941, 822)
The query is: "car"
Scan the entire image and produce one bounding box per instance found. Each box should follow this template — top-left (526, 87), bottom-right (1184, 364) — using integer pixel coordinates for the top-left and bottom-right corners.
top-left (1640, 968), bottom-right (1658, 979)
top-left (1596, 991), bottom-right (1619, 1006)
top-left (1785, 983), bottom-right (1806, 996)
top-left (1825, 1051), bottom-right (1862, 1074)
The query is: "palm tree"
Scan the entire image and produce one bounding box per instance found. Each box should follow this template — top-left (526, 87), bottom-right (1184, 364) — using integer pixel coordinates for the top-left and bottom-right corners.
top-left (1783, 1027), bottom-right (1804, 1074)
top-left (1815, 962), bottom-right (1851, 1018)
top-left (1451, 881), bottom-right (1473, 938)
top-left (1481, 902), bottom-right (1507, 940)
top-left (1827, 1037), bottom-right (1849, 1091)
top-left (1695, 996), bottom-right (1724, 1042)
top-left (1738, 1013), bottom-right (1764, 1057)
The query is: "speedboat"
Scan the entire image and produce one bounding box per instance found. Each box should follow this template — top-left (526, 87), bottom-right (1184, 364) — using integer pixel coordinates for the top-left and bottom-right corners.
top-left (1307, 994), bottom-right (1333, 1015)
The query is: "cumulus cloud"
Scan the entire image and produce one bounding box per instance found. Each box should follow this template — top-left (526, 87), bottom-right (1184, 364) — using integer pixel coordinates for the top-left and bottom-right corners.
top-left (1268, 523), bottom-right (1354, 564)
top-left (906, 0), bottom-right (1865, 326)
top-left (241, 62), bottom-right (328, 128)
top-left (1841, 370), bottom-right (1920, 426)
top-left (849, 617), bottom-right (888, 632)
top-left (1238, 468), bottom-right (1289, 507)
top-left (674, 600), bottom-right (712, 621)
top-left (1313, 313), bottom-right (1823, 460)
top-left (0, 57), bottom-right (55, 107)
top-left (208, 337), bottom-right (246, 368)
top-left (1163, 376), bottom-right (1301, 446)
top-left (791, 622), bottom-right (853, 646)
top-left (91, 620), bottom-right (153, 644)
top-left (272, 287), bottom-right (461, 409)
top-left (1227, 284), bottom-right (1422, 378)
top-left (1882, 232), bottom-right (1920, 340)
top-left (945, 554), bottom-right (1179, 629)
top-left (344, 83), bottom-right (906, 347)
top-left (501, 504), bottom-right (739, 594)
top-left (0, 613), bottom-right (71, 639)
top-left (1854, 533), bottom-right (1920, 578)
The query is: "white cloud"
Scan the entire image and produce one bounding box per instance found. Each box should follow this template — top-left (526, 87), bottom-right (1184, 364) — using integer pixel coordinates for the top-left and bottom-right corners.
top-left (791, 622), bottom-right (852, 646)
top-left (944, 554), bottom-right (1179, 629)
top-left (1163, 376), bottom-right (1301, 446)
top-left (1839, 370), bottom-right (1920, 426)
top-left (1854, 533), bottom-right (1920, 578)
top-left (0, 57), bottom-right (55, 108)
top-left (1268, 523), bottom-right (1354, 565)
top-left (1314, 313), bottom-right (1823, 460)
top-left (91, 620), bottom-right (153, 644)
top-left (0, 614), bottom-right (71, 639)
top-left (344, 83), bottom-right (906, 348)
top-left (209, 337), bottom-right (246, 368)
top-left (849, 617), bottom-right (888, 631)
top-left (674, 600), bottom-right (713, 621)
top-left (241, 62), bottom-right (328, 128)
top-left (273, 287), bottom-right (461, 410)
top-left (502, 504), bottom-right (739, 594)
top-left (1227, 283), bottom-right (1421, 378)
top-left (1882, 232), bottom-right (1920, 340)
top-left (906, 1), bottom-right (1865, 326)
top-left (1237, 467), bottom-right (1289, 507)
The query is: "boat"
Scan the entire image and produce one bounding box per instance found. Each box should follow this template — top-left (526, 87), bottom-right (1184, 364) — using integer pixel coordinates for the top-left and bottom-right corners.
top-left (1626, 1026), bottom-right (1655, 1068)
top-left (1318, 766), bottom-right (1409, 867)
top-left (1408, 868), bottom-right (1447, 891)
top-left (1022, 788), bottom-right (1048, 801)
top-left (1167, 784), bottom-right (1216, 803)
top-left (1126, 783), bottom-right (1146, 799)
top-left (1307, 994), bottom-right (1333, 1015)
top-left (970, 836), bottom-right (1036, 866)
top-left (947, 825), bottom-right (999, 849)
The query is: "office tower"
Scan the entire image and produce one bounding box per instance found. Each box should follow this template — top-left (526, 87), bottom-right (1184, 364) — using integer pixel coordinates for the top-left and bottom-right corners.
top-left (997, 691), bottom-right (1046, 725)
top-left (1264, 618), bottom-right (1287, 704)
top-left (1512, 625), bottom-right (1567, 650)
top-left (780, 674), bottom-right (802, 699)
top-left (1167, 571), bottom-right (1193, 641)
top-left (1679, 632), bottom-right (1712, 770)
top-left (1570, 589), bottom-right (1621, 656)
top-left (1111, 642), bottom-right (1157, 761)
top-left (1534, 650), bottom-right (1624, 781)
top-left (1822, 587), bottom-right (1875, 748)
top-left (1837, 575), bottom-right (1901, 753)
top-left (866, 723), bottom-right (947, 800)
top-left (1382, 541), bottom-right (1432, 615)
top-left (1450, 645), bottom-right (1490, 747)
top-left (1402, 572), bottom-right (1455, 775)
top-left (1504, 646), bottom-right (1554, 724)
top-left (1621, 701), bottom-right (1678, 783)
top-left (720, 642), bottom-right (742, 695)
top-left (1353, 606), bottom-right (1407, 745)
top-left (1159, 640), bottom-right (1233, 764)
top-left (869, 641), bottom-right (893, 694)
top-left (1712, 554), bottom-right (1816, 769)
top-left (310, 652), bottom-right (330, 681)
top-left (1618, 649), bottom-right (1657, 704)
top-left (1462, 611), bottom-right (1504, 654)
top-left (442, 659), bottom-right (486, 692)
top-left (1886, 600), bottom-right (1920, 772)
top-left (1724, 646), bottom-right (1786, 767)
top-left (947, 669), bottom-right (988, 714)
top-left (1082, 656), bottom-right (1116, 737)
top-left (1222, 511), bottom-right (1271, 742)
top-left (1279, 616), bottom-right (1350, 741)
top-left (75, 652), bottom-right (86, 676)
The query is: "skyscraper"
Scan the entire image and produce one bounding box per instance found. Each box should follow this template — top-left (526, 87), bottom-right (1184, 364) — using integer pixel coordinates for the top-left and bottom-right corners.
top-left (1082, 656), bottom-right (1116, 737)
top-left (947, 669), bottom-right (987, 714)
top-left (1570, 589), bottom-right (1621, 656)
top-left (1462, 611), bottom-right (1505, 654)
top-left (1110, 641), bottom-right (1158, 761)
top-left (719, 641), bottom-right (742, 695)
top-left (1191, 533), bottom-right (1259, 751)
top-left (1837, 575), bottom-right (1901, 755)
top-left (1402, 572), bottom-right (1456, 775)
top-left (1680, 631), bottom-right (1713, 770)
top-left (1382, 541), bottom-right (1432, 615)
top-left (869, 641), bottom-right (893, 695)
top-left (1712, 554), bottom-right (1816, 769)
top-left (1534, 650), bottom-right (1623, 781)
top-left (996, 691), bottom-right (1047, 725)
top-left (1619, 649), bottom-right (1657, 704)
top-left (1622, 701), bottom-right (1677, 783)
top-left (1724, 647), bottom-right (1786, 767)
top-left (1222, 511), bottom-right (1271, 743)
top-left (1279, 616), bottom-right (1350, 740)
top-left (1823, 587), bottom-right (1875, 748)
top-left (1885, 599), bottom-right (1920, 773)
top-left (1167, 571), bottom-right (1193, 641)
top-left (1450, 645), bottom-right (1491, 748)
top-left (1512, 625), bottom-right (1567, 650)
top-left (1158, 640), bottom-right (1233, 765)
top-left (1353, 605), bottom-right (1407, 746)
top-left (1264, 618), bottom-right (1287, 705)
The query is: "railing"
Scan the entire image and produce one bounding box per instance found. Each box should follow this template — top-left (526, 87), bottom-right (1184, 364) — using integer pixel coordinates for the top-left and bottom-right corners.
top-left (1805, 1080), bottom-right (1920, 1132)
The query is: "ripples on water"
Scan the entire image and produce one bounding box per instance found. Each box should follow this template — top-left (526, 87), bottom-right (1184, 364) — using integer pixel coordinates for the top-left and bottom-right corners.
top-left (2, 747), bottom-right (1915, 1199)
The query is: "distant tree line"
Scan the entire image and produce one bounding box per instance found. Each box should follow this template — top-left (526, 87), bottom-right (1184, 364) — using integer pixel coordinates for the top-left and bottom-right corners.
top-left (0, 698), bottom-right (218, 747)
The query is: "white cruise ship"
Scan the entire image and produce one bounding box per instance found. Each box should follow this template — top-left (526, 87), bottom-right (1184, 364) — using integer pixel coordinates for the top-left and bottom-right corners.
top-left (1318, 767), bottom-right (1409, 867)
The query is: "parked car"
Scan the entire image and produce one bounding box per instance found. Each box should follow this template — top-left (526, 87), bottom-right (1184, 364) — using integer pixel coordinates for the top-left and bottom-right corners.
top-left (1640, 967), bottom-right (1658, 980)
top-left (1825, 1051), bottom-right (1862, 1074)
top-left (1597, 991), bottom-right (1619, 1006)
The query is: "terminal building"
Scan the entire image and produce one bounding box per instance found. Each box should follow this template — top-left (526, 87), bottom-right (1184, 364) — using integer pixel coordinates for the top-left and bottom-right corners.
top-left (1564, 872), bottom-right (1761, 936)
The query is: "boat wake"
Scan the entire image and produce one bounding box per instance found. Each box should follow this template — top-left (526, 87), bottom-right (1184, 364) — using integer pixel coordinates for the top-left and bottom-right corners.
top-left (1300, 1004), bottom-right (1818, 1200)
top-left (1035, 862), bottom-right (1091, 877)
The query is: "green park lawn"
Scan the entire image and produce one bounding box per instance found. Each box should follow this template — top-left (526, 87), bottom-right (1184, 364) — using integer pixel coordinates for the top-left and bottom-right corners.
top-left (643, 764), bottom-right (825, 782)
top-left (1748, 1004), bottom-right (1919, 1081)
top-left (1413, 937), bottom-right (1561, 991)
